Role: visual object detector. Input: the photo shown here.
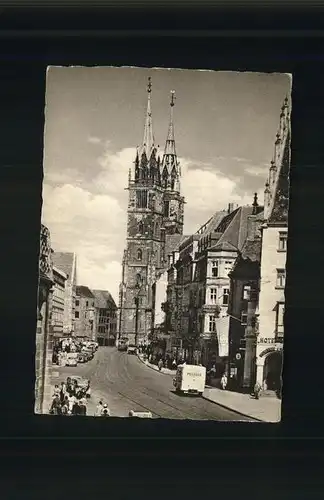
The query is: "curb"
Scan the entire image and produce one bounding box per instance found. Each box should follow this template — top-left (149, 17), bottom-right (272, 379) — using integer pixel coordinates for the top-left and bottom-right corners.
top-left (137, 355), bottom-right (268, 422)
top-left (201, 394), bottom-right (265, 422)
top-left (137, 355), bottom-right (174, 377)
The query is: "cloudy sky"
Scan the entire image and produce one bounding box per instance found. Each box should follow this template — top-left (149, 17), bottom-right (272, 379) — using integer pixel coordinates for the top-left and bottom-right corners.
top-left (42, 66), bottom-right (291, 302)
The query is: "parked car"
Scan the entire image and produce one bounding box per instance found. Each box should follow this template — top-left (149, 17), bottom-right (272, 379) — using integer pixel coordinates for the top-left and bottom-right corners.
top-left (81, 347), bottom-right (94, 360)
top-left (65, 352), bottom-right (78, 367)
top-left (77, 352), bottom-right (88, 363)
top-left (127, 344), bottom-right (137, 355)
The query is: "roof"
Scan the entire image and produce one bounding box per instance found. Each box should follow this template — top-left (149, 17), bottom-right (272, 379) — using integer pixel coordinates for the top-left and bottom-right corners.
top-left (241, 239), bottom-right (262, 263)
top-left (197, 210), bottom-right (228, 241)
top-left (164, 234), bottom-right (188, 259)
top-left (52, 252), bottom-right (75, 281)
top-left (91, 289), bottom-right (117, 309)
top-left (210, 240), bottom-right (239, 252)
top-left (212, 206), bottom-right (252, 252)
top-left (76, 285), bottom-right (95, 299)
top-left (53, 266), bottom-right (68, 280)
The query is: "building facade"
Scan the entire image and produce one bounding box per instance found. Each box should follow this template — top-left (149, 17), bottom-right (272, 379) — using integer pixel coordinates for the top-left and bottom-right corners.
top-left (35, 223), bottom-right (54, 414)
top-left (92, 289), bottom-right (118, 346)
top-left (256, 97), bottom-right (290, 392)
top-left (119, 78), bottom-right (185, 346)
top-left (52, 252), bottom-right (77, 336)
top-left (227, 202), bottom-right (264, 391)
top-left (74, 286), bottom-right (96, 340)
top-left (51, 266), bottom-right (68, 338)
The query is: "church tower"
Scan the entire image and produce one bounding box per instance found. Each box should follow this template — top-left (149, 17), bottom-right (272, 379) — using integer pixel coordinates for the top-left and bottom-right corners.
top-left (119, 78), bottom-right (165, 345)
top-left (161, 91), bottom-right (185, 236)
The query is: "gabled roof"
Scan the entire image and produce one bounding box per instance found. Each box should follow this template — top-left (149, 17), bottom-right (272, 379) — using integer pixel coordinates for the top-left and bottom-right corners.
top-left (52, 252), bottom-right (75, 281)
top-left (213, 206), bottom-right (254, 252)
top-left (76, 285), bottom-right (95, 299)
top-left (91, 289), bottom-right (117, 309)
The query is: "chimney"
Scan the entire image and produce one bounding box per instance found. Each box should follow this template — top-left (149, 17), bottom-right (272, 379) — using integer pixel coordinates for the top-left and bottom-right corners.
top-left (228, 203), bottom-right (238, 214)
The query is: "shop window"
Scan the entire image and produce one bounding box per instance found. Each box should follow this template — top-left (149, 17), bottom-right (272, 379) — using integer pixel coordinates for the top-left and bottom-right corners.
top-left (276, 269), bottom-right (286, 289)
top-left (278, 232), bottom-right (287, 251)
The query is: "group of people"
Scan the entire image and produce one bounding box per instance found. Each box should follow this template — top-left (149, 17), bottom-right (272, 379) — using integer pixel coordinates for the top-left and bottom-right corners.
top-left (49, 377), bottom-right (90, 416)
top-left (94, 400), bottom-right (111, 417)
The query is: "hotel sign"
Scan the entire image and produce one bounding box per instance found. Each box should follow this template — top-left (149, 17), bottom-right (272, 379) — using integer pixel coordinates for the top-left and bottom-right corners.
top-left (258, 337), bottom-right (283, 345)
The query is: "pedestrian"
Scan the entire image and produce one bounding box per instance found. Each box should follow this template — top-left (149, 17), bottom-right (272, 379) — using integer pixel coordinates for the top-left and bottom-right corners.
top-left (254, 381), bottom-right (262, 400)
top-left (221, 373), bottom-right (228, 390)
top-left (95, 400), bottom-right (104, 416)
top-left (158, 359), bottom-right (163, 371)
top-left (78, 399), bottom-right (87, 416)
top-left (172, 359), bottom-right (177, 370)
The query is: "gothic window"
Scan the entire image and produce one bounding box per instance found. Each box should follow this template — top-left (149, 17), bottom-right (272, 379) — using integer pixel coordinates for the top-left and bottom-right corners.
top-left (137, 249), bottom-right (142, 261)
top-left (138, 221), bottom-right (144, 234)
top-left (136, 273), bottom-right (142, 285)
top-left (136, 191), bottom-right (148, 208)
top-left (163, 201), bottom-right (170, 217)
top-left (162, 168), bottom-right (168, 188)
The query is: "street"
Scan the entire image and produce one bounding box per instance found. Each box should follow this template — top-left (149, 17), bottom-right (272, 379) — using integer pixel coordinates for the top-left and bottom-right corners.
top-left (52, 347), bottom-right (255, 420)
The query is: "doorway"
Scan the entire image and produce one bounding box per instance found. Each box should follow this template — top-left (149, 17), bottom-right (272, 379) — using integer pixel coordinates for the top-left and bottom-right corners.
top-left (263, 351), bottom-right (283, 391)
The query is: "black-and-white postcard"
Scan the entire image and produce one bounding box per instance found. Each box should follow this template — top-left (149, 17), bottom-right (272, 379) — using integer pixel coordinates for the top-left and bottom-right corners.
top-left (36, 66), bottom-right (291, 422)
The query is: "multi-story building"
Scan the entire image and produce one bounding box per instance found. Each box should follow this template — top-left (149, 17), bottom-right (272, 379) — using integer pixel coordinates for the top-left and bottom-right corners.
top-left (52, 252), bottom-right (77, 336)
top-left (192, 203), bottom-right (263, 372)
top-left (119, 77), bottom-right (185, 346)
top-left (35, 223), bottom-right (54, 414)
top-left (51, 266), bottom-right (68, 338)
top-left (74, 286), bottom-right (96, 340)
top-left (91, 289), bottom-right (118, 346)
top-left (227, 197), bottom-right (264, 391)
top-left (256, 96), bottom-right (290, 392)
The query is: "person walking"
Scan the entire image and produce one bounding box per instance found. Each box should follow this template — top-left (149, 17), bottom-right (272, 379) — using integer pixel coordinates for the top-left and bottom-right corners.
top-left (158, 359), bottom-right (163, 371)
top-left (221, 373), bottom-right (228, 390)
top-left (254, 381), bottom-right (262, 400)
top-left (95, 400), bottom-right (104, 416)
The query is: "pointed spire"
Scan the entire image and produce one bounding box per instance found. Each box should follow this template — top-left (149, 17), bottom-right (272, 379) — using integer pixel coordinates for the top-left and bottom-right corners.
top-left (142, 76), bottom-right (155, 158)
top-left (252, 192), bottom-right (259, 215)
top-left (164, 90), bottom-right (176, 156)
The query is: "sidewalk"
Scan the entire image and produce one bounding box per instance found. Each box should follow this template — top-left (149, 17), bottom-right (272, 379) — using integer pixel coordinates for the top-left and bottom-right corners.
top-left (137, 356), bottom-right (281, 422)
top-left (203, 387), bottom-right (281, 423)
top-left (137, 354), bottom-right (175, 376)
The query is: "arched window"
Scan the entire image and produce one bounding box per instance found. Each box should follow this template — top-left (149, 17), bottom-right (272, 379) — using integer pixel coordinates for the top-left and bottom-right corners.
top-left (137, 249), bottom-right (142, 261)
top-left (138, 221), bottom-right (144, 234)
top-left (136, 273), bottom-right (142, 286)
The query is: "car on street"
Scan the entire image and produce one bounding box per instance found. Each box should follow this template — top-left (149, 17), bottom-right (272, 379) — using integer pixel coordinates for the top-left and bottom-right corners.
top-left (118, 339), bottom-right (128, 351)
top-left (127, 344), bottom-right (137, 355)
top-left (65, 352), bottom-right (78, 367)
top-left (77, 352), bottom-right (88, 363)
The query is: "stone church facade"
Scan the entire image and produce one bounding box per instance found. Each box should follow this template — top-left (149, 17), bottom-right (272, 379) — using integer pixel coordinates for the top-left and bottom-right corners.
top-left (118, 78), bottom-right (185, 345)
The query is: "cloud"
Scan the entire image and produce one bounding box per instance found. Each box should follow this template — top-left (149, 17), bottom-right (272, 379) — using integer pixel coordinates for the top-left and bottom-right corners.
top-left (244, 164), bottom-right (269, 176)
top-left (42, 183), bottom-right (126, 302)
top-left (88, 136), bottom-right (102, 144)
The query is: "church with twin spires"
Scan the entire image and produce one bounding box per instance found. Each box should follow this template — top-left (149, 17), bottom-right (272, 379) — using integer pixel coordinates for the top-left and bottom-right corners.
top-left (118, 77), bottom-right (185, 345)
